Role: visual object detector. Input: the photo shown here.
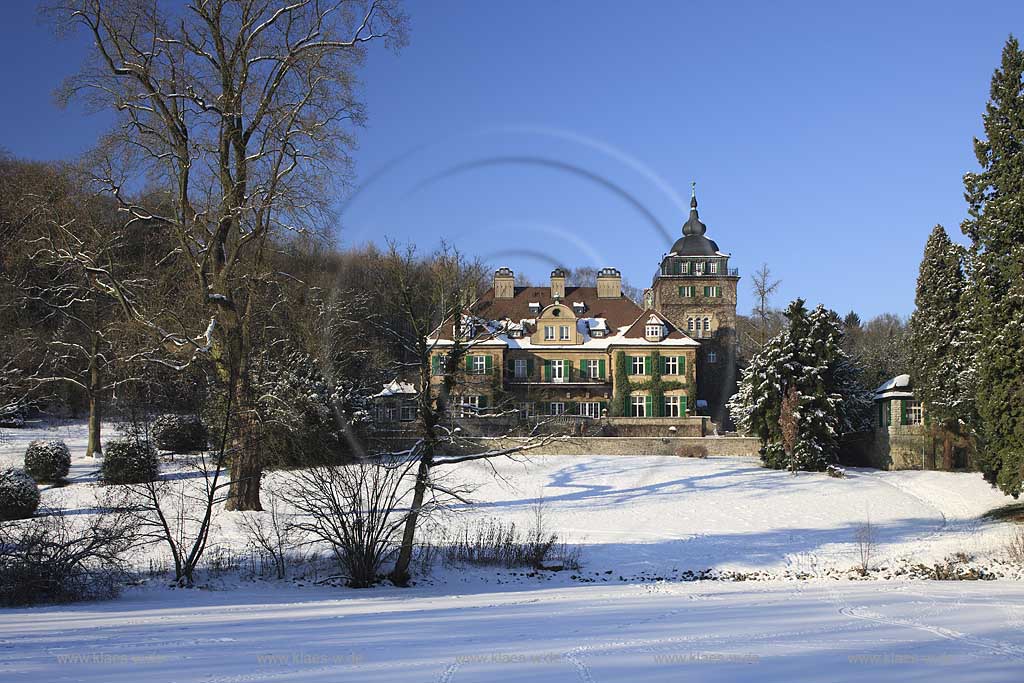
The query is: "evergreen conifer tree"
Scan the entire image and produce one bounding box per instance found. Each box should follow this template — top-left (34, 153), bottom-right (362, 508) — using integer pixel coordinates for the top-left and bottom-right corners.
top-left (908, 225), bottom-right (976, 469)
top-left (728, 299), bottom-right (870, 471)
top-left (961, 36), bottom-right (1024, 496)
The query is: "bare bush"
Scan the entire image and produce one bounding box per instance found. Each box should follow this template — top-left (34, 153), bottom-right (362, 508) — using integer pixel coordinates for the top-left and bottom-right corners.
top-left (237, 491), bottom-right (302, 580)
top-left (282, 460), bottom-right (416, 588)
top-left (1007, 526), bottom-right (1024, 565)
top-left (0, 506), bottom-right (136, 606)
top-left (854, 517), bottom-right (877, 576)
top-left (441, 500), bottom-right (581, 572)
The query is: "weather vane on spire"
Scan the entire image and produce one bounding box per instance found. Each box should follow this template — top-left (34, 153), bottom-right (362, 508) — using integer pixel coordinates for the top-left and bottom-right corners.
top-left (691, 181), bottom-right (696, 198)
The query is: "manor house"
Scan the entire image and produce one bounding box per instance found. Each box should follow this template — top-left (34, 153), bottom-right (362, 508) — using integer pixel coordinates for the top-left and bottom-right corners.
top-left (429, 188), bottom-right (739, 426)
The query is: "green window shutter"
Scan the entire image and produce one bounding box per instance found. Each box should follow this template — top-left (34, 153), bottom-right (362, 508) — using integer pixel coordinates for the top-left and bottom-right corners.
top-left (644, 356), bottom-right (651, 375)
top-left (899, 399), bottom-right (907, 425)
top-left (478, 395), bottom-right (488, 409)
top-left (680, 396), bottom-right (687, 415)
top-left (677, 356), bottom-right (685, 375)
top-left (431, 355), bottom-right (440, 375)
top-left (527, 358), bottom-right (535, 378)
top-left (566, 359), bottom-right (573, 380)
top-left (703, 286), bottom-right (710, 296)
top-left (659, 355), bottom-right (666, 374)
top-left (678, 286), bottom-right (685, 297)
top-left (691, 287), bottom-right (697, 298)
top-left (485, 355), bottom-right (493, 373)
top-left (465, 355), bottom-right (474, 372)
top-left (567, 401), bottom-right (577, 415)
top-left (626, 355), bottom-right (634, 375)
top-left (544, 360), bottom-right (552, 381)
top-left (507, 359), bottom-right (515, 375)
top-left (645, 395), bottom-right (653, 417)
top-left (598, 358), bottom-right (606, 379)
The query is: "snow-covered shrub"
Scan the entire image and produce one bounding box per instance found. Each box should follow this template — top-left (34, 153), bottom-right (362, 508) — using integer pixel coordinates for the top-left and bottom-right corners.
top-left (24, 440), bottom-right (71, 483)
top-left (101, 440), bottom-right (159, 484)
top-left (0, 508), bottom-right (135, 606)
top-left (0, 468), bottom-right (40, 521)
top-left (250, 348), bottom-right (368, 468)
top-left (826, 464), bottom-right (847, 478)
top-left (151, 414), bottom-right (207, 453)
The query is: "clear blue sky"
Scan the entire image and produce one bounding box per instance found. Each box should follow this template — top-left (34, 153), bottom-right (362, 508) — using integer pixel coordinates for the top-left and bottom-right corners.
top-left (2, 1), bottom-right (1020, 318)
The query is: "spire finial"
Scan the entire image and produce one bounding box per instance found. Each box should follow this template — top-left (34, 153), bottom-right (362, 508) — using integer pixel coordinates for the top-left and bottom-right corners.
top-left (690, 181), bottom-right (697, 208)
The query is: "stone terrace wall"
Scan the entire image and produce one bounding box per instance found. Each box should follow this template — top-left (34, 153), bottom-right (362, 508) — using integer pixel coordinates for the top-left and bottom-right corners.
top-left (380, 435), bottom-right (761, 458)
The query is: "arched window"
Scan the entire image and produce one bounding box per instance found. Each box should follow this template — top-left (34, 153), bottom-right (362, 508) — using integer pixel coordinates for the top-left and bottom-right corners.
top-left (703, 317), bottom-right (711, 331)
top-left (687, 317), bottom-right (694, 331)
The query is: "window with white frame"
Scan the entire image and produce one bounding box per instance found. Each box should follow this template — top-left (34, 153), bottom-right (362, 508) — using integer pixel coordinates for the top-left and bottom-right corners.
top-left (907, 400), bottom-right (924, 425)
top-left (544, 325), bottom-right (555, 340)
top-left (703, 317), bottom-right (711, 331)
top-left (709, 261), bottom-right (719, 274)
top-left (631, 395), bottom-right (647, 417)
top-left (550, 359), bottom-right (565, 382)
top-left (663, 395), bottom-right (681, 417)
top-left (400, 402), bottom-right (416, 422)
top-left (694, 262), bottom-right (704, 275)
top-left (471, 355), bottom-right (487, 374)
top-left (631, 355), bottom-right (646, 375)
top-left (578, 401), bottom-right (601, 418)
top-left (516, 401), bottom-right (535, 417)
top-left (549, 402), bottom-right (566, 415)
top-left (559, 325), bottom-right (571, 341)
top-left (687, 317), bottom-right (694, 331)
top-left (707, 350), bottom-right (718, 364)
top-left (514, 358), bottom-right (528, 378)
top-left (458, 395), bottom-right (481, 417)
top-left (663, 356), bottom-right (678, 375)
top-left (584, 359), bottom-right (601, 378)
top-left (645, 324), bottom-right (664, 339)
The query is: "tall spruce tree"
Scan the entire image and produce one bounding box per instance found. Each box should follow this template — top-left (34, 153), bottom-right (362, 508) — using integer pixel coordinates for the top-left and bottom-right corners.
top-left (962, 36), bottom-right (1024, 497)
top-left (728, 299), bottom-right (870, 471)
top-left (908, 225), bottom-right (976, 470)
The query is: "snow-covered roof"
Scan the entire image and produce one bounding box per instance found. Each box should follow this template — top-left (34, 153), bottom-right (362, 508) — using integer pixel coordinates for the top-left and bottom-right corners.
top-left (873, 374), bottom-right (914, 401)
top-left (373, 379), bottom-right (417, 398)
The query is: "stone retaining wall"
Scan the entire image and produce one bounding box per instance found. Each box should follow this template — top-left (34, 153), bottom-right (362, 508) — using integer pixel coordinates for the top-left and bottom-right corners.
top-left (380, 435), bottom-right (761, 458)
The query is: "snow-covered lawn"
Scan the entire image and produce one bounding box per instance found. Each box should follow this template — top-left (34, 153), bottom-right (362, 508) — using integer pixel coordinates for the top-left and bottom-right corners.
top-left (1, 421), bottom-right (1023, 682)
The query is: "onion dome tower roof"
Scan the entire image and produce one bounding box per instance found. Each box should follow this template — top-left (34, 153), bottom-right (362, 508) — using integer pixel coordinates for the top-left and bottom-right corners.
top-left (670, 183), bottom-right (721, 256)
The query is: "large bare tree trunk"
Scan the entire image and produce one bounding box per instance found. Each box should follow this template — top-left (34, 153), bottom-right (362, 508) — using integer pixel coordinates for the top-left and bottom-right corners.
top-left (86, 333), bottom-right (102, 458)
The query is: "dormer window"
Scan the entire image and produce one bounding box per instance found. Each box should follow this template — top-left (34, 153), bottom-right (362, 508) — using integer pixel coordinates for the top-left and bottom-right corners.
top-left (456, 321), bottom-right (475, 340)
top-left (645, 324), bottom-right (666, 340)
top-left (572, 301), bottom-right (586, 314)
top-left (591, 329), bottom-right (606, 339)
top-left (528, 302), bottom-right (541, 314)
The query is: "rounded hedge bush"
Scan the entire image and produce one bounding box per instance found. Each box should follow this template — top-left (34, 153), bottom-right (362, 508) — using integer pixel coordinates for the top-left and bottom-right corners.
top-left (0, 468), bottom-right (40, 521)
top-left (101, 440), bottom-right (159, 484)
top-left (151, 414), bottom-right (207, 453)
top-left (24, 440), bottom-right (71, 483)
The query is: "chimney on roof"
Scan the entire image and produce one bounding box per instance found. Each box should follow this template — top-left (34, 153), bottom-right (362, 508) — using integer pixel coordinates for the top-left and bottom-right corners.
top-left (550, 267), bottom-right (567, 300)
top-left (597, 267), bottom-right (621, 299)
top-left (493, 267), bottom-right (514, 299)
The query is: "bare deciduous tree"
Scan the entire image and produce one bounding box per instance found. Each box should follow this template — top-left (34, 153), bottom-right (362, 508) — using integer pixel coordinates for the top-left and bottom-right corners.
top-left (378, 244), bottom-right (557, 585)
top-left (51, 0), bottom-right (407, 510)
top-left (751, 263), bottom-right (782, 349)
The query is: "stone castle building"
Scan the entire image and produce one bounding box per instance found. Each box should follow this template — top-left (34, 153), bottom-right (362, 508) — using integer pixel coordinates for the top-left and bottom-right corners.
top-left (427, 187), bottom-right (739, 427)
